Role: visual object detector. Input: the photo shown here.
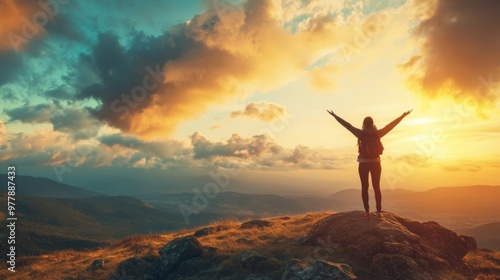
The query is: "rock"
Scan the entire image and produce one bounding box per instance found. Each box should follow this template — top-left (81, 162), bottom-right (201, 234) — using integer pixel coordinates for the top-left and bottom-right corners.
top-left (281, 259), bottom-right (307, 279)
top-left (394, 217), bottom-right (477, 265)
top-left (240, 220), bottom-right (273, 229)
top-left (194, 225), bottom-right (229, 237)
top-left (240, 251), bottom-right (280, 271)
top-left (300, 211), bottom-right (477, 278)
top-left (86, 259), bottom-right (104, 271)
top-left (166, 255), bottom-right (221, 280)
top-left (155, 236), bottom-right (205, 278)
top-left (204, 246), bottom-right (218, 257)
top-left (372, 253), bottom-right (431, 280)
top-left (116, 255), bottom-right (156, 280)
top-left (281, 259), bottom-right (357, 280)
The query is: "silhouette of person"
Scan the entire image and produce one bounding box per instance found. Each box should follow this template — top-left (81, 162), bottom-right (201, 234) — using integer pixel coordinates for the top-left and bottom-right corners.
top-left (327, 110), bottom-right (412, 219)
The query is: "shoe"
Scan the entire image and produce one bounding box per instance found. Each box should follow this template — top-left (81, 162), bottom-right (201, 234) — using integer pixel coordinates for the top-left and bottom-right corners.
top-left (376, 212), bottom-right (384, 219)
top-left (361, 212), bottom-right (370, 220)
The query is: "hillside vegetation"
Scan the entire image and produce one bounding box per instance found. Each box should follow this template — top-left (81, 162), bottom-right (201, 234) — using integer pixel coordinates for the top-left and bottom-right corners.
top-left (2, 212), bottom-right (499, 280)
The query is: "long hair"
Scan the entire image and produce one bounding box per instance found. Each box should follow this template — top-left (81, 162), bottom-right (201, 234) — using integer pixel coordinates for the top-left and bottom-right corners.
top-left (362, 116), bottom-right (376, 130)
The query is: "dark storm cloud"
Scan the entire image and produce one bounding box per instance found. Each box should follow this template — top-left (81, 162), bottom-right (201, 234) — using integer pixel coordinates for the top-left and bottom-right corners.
top-left (75, 30), bottom-right (193, 132)
top-left (405, 0), bottom-right (500, 109)
top-left (45, 13), bottom-right (87, 42)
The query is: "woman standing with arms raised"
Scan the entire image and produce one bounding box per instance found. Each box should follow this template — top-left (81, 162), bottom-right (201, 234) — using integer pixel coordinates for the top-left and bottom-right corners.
top-left (327, 110), bottom-right (412, 219)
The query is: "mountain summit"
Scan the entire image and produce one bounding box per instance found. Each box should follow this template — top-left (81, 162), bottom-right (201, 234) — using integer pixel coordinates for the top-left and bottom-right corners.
top-left (6, 211), bottom-right (499, 280)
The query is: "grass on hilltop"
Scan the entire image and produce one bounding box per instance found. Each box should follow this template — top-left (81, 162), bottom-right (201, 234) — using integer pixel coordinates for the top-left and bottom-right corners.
top-left (1, 212), bottom-right (498, 280)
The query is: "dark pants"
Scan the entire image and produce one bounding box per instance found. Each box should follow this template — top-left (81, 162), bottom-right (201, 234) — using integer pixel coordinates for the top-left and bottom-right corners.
top-left (358, 162), bottom-right (382, 212)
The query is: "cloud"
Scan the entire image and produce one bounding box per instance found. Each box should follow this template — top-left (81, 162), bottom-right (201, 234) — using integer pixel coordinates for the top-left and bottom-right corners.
top-left (0, 0), bottom-right (43, 51)
top-left (5, 103), bottom-right (55, 123)
top-left (190, 132), bottom-right (346, 170)
top-left (99, 133), bottom-right (188, 158)
top-left (392, 153), bottom-right (430, 168)
top-left (442, 163), bottom-right (482, 172)
top-left (51, 107), bottom-right (101, 139)
top-left (0, 0), bottom-right (75, 51)
top-left (230, 101), bottom-right (286, 122)
top-left (72, 0), bottom-right (346, 139)
top-left (403, 0), bottom-right (500, 112)
top-left (0, 50), bottom-right (23, 86)
top-left (6, 104), bottom-right (101, 139)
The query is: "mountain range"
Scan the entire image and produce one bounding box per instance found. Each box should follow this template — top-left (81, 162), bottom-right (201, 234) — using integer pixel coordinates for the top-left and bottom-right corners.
top-left (0, 174), bottom-right (498, 259)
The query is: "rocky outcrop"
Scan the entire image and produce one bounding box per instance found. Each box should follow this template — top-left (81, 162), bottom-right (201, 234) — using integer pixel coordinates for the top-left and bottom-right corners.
top-left (300, 211), bottom-right (477, 279)
top-left (154, 236), bottom-right (205, 278)
top-left (112, 211), bottom-right (481, 280)
top-left (281, 259), bottom-right (357, 280)
top-left (194, 225), bottom-right (229, 237)
top-left (116, 256), bottom-right (156, 280)
top-left (240, 251), bottom-right (280, 271)
top-left (240, 220), bottom-right (274, 229)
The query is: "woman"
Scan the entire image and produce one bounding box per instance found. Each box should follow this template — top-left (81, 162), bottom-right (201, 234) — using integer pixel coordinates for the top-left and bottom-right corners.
top-left (327, 109), bottom-right (412, 219)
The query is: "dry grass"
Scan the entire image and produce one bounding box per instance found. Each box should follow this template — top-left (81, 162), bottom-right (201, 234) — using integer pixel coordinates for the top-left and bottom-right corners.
top-left (3, 211), bottom-right (498, 280)
top-left (0, 212), bottom-right (331, 280)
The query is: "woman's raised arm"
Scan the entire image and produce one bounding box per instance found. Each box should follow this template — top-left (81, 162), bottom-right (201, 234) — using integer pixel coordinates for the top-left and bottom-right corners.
top-left (327, 110), bottom-right (362, 138)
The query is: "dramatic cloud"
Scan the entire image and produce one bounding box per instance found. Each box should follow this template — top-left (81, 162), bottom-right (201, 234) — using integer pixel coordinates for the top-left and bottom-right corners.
top-left (403, 0), bottom-right (500, 111)
top-left (73, 0), bottom-right (345, 139)
top-left (190, 132), bottom-right (344, 169)
top-left (230, 101), bottom-right (286, 122)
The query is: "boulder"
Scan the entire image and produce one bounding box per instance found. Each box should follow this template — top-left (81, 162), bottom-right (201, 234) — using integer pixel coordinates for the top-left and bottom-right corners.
top-left (300, 211), bottom-right (477, 278)
top-left (240, 220), bottom-right (273, 229)
top-left (281, 259), bottom-right (357, 280)
top-left (116, 256), bottom-right (156, 280)
top-left (240, 251), bottom-right (280, 271)
top-left (154, 236), bottom-right (205, 278)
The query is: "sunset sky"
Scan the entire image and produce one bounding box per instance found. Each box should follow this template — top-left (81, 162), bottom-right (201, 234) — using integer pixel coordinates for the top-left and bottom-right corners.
top-left (1, 0), bottom-right (499, 193)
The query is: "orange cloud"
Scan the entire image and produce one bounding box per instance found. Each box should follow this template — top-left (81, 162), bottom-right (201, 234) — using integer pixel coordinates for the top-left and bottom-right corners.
top-left (0, 0), bottom-right (53, 51)
top-left (231, 101), bottom-right (286, 122)
top-left (402, 0), bottom-right (500, 114)
top-left (117, 0), bottom-right (346, 139)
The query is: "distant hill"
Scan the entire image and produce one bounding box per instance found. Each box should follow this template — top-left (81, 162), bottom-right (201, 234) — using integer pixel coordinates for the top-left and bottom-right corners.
top-left (0, 194), bottom-right (185, 257)
top-left (328, 185), bottom-right (500, 219)
top-left (4, 211), bottom-right (498, 280)
top-left (138, 191), bottom-right (306, 227)
top-left (459, 222), bottom-right (500, 250)
top-left (0, 174), bottom-right (102, 198)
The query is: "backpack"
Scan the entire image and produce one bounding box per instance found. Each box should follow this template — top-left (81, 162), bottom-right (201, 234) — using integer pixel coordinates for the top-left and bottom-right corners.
top-left (357, 133), bottom-right (384, 159)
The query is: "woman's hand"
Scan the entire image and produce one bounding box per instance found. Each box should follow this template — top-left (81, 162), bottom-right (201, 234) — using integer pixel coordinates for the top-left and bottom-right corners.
top-left (403, 109), bottom-right (412, 117)
top-left (327, 110), bottom-right (337, 117)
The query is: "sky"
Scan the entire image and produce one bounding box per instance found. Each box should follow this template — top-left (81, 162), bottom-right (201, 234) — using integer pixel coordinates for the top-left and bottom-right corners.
top-left (1, 0), bottom-right (499, 194)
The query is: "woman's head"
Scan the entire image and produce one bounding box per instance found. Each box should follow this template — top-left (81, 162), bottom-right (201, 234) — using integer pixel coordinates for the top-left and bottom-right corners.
top-left (362, 116), bottom-right (375, 130)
